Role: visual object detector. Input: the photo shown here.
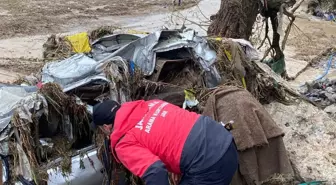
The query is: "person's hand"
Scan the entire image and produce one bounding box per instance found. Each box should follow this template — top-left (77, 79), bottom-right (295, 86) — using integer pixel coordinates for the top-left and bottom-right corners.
top-left (170, 173), bottom-right (181, 185)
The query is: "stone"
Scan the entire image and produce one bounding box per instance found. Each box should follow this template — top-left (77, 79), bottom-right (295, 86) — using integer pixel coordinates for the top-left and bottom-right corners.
top-left (310, 88), bottom-right (321, 94)
top-left (309, 97), bottom-right (322, 102)
top-left (326, 87), bottom-right (334, 93)
top-left (312, 82), bottom-right (321, 89)
top-left (321, 99), bottom-right (332, 107)
top-left (330, 79), bottom-right (336, 85)
top-left (324, 92), bottom-right (336, 102)
top-left (324, 104), bottom-right (336, 114)
top-left (319, 91), bottom-right (328, 99)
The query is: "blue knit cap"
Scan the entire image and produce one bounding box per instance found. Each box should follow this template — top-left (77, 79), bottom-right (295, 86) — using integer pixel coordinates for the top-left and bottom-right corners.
top-left (92, 100), bottom-right (120, 128)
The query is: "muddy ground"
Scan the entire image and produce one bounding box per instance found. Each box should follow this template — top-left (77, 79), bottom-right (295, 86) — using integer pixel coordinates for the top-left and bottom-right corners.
top-left (0, 0), bottom-right (197, 39)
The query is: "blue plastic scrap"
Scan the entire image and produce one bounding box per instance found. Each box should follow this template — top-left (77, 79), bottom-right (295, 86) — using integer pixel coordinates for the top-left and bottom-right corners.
top-left (299, 181), bottom-right (327, 185)
top-left (129, 60), bottom-right (135, 76)
top-left (314, 54), bottom-right (335, 81)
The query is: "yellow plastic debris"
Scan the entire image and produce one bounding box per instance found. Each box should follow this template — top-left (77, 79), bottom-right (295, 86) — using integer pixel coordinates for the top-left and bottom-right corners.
top-left (183, 89), bottom-right (199, 109)
top-left (207, 37), bottom-right (223, 41)
top-left (223, 48), bottom-right (246, 89)
top-left (184, 89), bottom-right (196, 100)
top-left (241, 77), bottom-right (247, 89)
top-left (224, 49), bottom-right (232, 62)
top-left (66, 32), bottom-right (91, 53)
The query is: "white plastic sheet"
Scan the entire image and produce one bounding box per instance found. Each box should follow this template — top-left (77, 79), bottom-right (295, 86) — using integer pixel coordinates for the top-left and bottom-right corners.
top-left (42, 54), bottom-right (99, 88)
top-left (0, 85), bottom-right (37, 134)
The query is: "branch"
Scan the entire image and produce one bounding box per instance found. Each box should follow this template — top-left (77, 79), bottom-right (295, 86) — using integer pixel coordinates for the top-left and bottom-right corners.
top-left (267, 34), bottom-right (272, 47)
top-left (283, 8), bottom-right (295, 19)
top-left (281, 0), bottom-right (305, 51)
top-left (193, 0), bottom-right (210, 21)
top-left (173, 13), bottom-right (210, 30)
top-left (289, 0), bottom-right (305, 14)
top-left (261, 47), bottom-right (273, 61)
top-left (258, 18), bottom-right (269, 49)
top-left (293, 22), bottom-right (314, 41)
top-left (281, 16), bottom-right (295, 51)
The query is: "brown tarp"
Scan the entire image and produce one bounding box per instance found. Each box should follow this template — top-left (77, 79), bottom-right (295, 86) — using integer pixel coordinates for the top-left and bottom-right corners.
top-left (203, 86), bottom-right (294, 185)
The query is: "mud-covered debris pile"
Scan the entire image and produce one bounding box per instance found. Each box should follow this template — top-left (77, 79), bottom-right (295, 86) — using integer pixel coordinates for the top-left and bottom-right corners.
top-left (0, 28), bottom-right (316, 185)
top-left (208, 38), bottom-right (296, 105)
top-left (307, 0), bottom-right (336, 21)
top-left (1, 83), bottom-right (92, 184)
top-left (300, 51), bottom-right (336, 108)
top-left (89, 26), bottom-right (118, 42)
top-left (300, 79), bottom-right (336, 107)
top-left (42, 26), bottom-right (119, 62)
top-left (42, 35), bottom-right (74, 61)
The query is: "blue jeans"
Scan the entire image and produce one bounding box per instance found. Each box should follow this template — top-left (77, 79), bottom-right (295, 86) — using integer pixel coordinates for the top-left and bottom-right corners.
top-left (179, 142), bottom-right (238, 185)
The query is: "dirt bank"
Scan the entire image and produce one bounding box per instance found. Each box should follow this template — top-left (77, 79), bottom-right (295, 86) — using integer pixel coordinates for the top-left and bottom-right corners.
top-left (0, 0), bottom-right (197, 39)
top-left (0, 57), bottom-right (43, 83)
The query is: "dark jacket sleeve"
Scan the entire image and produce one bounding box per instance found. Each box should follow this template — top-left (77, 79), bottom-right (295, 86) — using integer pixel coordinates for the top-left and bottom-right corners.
top-left (142, 160), bottom-right (169, 185)
top-left (115, 134), bottom-right (170, 185)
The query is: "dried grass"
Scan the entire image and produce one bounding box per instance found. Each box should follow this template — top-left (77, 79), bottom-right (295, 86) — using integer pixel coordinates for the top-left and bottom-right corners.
top-left (42, 35), bottom-right (73, 62)
top-left (208, 39), bottom-right (295, 105)
top-left (95, 128), bottom-right (146, 185)
top-left (8, 83), bottom-right (91, 184)
top-left (41, 26), bottom-right (118, 62)
top-left (11, 76), bottom-right (27, 85)
top-left (40, 83), bottom-right (91, 146)
top-left (261, 174), bottom-right (296, 185)
top-left (89, 26), bottom-right (119, 42)
top-left (10, 109), bottom-right (48, 184)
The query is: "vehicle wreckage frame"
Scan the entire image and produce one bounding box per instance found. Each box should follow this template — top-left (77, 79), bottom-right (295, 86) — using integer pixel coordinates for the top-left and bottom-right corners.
top-left (1, 29), bottom-right (262, 185)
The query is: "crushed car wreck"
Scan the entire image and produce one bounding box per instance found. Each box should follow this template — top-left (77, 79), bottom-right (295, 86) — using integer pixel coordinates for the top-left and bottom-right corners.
top-left (1, 28), bottom-right (329, 185)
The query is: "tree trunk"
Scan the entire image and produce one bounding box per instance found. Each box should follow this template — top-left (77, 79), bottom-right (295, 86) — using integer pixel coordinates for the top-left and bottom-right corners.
top-left (208, 0), bottom-right (260, 40)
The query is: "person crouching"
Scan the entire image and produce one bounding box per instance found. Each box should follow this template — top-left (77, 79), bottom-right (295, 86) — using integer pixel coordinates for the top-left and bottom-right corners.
top-left (93, 99), bottom-right (238, 185)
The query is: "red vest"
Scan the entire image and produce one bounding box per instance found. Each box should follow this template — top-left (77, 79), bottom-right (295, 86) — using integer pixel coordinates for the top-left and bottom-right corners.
top-left (110, 100), bottom-right (200, 176)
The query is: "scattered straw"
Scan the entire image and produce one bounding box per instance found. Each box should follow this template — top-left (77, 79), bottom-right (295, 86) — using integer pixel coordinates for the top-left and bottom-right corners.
top-left (11, 108), bottom-right (48, 184)
top-left (89, 26), bottom-right (119, 42)
top-left (42, 35), bottom-right (73, 62)
top-left (40, 83), bottom-right (91, 146)
top-left (208, 38), bottom-right (296, 104)
top-left (11, 76), bottom-right (27, 85)
top-left (95, 128), bottom-right (145, 185)
top-left (261, 174), bottom-right (297, 185)
top-left (8, 82), bottom-right (92, 184)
